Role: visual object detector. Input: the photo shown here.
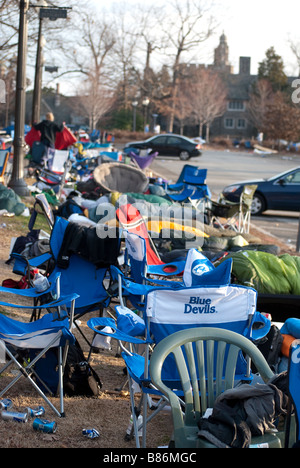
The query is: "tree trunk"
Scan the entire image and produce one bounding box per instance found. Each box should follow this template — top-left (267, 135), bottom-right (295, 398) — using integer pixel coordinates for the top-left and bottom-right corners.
top-left (206, 123), bottom-right (210, 143)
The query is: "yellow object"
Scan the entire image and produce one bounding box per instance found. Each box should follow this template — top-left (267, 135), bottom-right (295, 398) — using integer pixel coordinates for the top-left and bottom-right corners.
top-left (146, 219), bottom-right (208, 238)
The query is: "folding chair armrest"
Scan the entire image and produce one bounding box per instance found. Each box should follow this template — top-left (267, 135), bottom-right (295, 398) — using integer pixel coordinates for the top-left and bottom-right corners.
top-left (87, 317), bottom-right (151, 345)
top-left (0, 271), bottom-right (60, 298)
top-left (27, 252), bottom-right (53, 268)
top-left (251, 311), bottom-right (271, 341)
top-left (11, 252), bottom-right (53, 276)
top-left (167, 182), bottom-right (184, 191)
top-left (147, 260), bottom-right (185, 277)
top-left (0, 292), bottom-right (78, 310)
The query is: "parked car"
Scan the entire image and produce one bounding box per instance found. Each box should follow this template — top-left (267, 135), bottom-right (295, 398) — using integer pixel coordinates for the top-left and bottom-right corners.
top-left (124, 134), bottom-right (202, 160)
top-left (222, 166), bottom-right (300, 215)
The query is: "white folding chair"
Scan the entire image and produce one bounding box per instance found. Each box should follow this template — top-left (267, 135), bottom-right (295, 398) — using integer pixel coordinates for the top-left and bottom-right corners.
top-left (87, 268), bottom-right (270, 447)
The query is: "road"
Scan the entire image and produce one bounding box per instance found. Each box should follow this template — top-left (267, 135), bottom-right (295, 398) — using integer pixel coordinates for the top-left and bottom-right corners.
top-left (149, 149), bottom-right (300, 251)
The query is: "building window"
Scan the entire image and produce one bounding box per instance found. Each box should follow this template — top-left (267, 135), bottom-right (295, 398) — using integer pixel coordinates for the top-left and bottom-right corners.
top-left (224, 118), bottom-right (234, 128)
top-left (228, 100), bottom-right (245, 111)
top-left (237, 119), bottom-right (246, 129)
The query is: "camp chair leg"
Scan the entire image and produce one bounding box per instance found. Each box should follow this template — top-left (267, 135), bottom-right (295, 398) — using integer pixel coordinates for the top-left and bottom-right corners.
top-left (127, 374), bottom-right (141, 448)
top-left (58, 346), bottom-right (65, 417)
top-left (141, 392), bottom-right (148, 448)
top-left (0, 332), bottom-right (65, 418)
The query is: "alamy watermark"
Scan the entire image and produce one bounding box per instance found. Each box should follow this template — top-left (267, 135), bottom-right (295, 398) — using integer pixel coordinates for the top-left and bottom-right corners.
top-left (291, 79), bottom-right (300, 104)
top-left (0, 339), bottom-right (5, 363)
top-left (94, 197), bottom-right (205, 248)
top-left (0, 79), bottom-right (5, 103)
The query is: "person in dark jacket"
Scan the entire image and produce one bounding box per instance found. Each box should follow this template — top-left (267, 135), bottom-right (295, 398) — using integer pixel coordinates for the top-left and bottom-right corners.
top-left (33, 112), bottom-right (64, 148)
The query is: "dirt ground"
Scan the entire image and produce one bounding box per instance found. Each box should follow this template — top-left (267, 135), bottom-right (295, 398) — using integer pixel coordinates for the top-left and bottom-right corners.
top-left (0, 204), bottom-right (295, 449)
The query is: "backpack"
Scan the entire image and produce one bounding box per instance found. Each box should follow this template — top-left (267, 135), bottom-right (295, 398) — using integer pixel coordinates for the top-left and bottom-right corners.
top-left (252, 324), bottom-right (283, 373)
top-left (30, 339), bottom-right (102, 397)
top-left (63, 339), bottom-right (102, 397)
top-left (54, 199), bottom-right (84, 219)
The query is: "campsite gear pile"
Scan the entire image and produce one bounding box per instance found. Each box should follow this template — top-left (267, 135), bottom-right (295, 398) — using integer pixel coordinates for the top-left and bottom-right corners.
top-left (1, 128), bottom-right (300, 448)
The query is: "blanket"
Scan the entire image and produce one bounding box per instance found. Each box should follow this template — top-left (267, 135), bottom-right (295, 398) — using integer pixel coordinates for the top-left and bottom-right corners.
top-left (220, 250), bottom-right (300, 295)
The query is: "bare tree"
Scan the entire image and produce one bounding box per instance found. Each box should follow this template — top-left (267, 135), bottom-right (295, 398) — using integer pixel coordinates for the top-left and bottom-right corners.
top-left (64, 10), bottom-right (116, 129)
top-left (109, 4), bottom-right (140, 110)
top-left (248, 79), bottom-right (274, 134)
top-left (289, 38), bottom-right (300, 76)
top-left (75, 79), bottom-right (114, 130)
top-left (190, 68), bottom-right (227, 142)
top-left (262, 91), bottom-right (300, 143)
top-left (173, 79), bottom-right (193, 134)
top-left (154, 0), bottom-right (216, 132)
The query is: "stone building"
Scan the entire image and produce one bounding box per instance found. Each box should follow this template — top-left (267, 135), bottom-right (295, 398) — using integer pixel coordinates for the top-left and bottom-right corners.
top-left (208, 33), bottom-right (258, 140)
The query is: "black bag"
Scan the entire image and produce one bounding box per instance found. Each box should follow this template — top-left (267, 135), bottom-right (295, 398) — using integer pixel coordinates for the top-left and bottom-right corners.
top-left (31, 141), bottom-right (46, 164)
top-left (53, 199), bottom-right (83, 219)
top-left (252, 324), bottom-right (283, 373)
top-left (30, 339), bottom-right (102, 397)
top-left (63, 339), bottom-right (102, 397)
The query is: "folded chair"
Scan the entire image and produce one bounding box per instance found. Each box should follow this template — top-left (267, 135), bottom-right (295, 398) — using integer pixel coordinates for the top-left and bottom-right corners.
top-left (126, 150), bottom-right (158, 170)
top-left (124, 230), bottom-right (186, 283)
top-left (0, 148), bottom-right (11, 184)
top-left (167, 165), bottom-right (205, 192)
top-left (206, 184), bottom-right (257, 233)
top-left (0, 293), bottom-right (77, 417)
top-left (167, 167), bottom-right (211, 207)
top-left (117, 203), bottom-right (185, 277)
top-left (149, 327), bottom-right (288, 448)
top-left (167, 185), bottom-right (208, 209)
top-left (9, 216), bottom-right (121, 348)
top-left (87, 274), bottom-right (270, 447)
top-left (28, 193), bottom-right (55, 231)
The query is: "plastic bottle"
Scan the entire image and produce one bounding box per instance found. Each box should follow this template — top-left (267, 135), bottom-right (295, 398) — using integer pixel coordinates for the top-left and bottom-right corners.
top-left (33, 269), bottom-right (50, 293)
top-left (125, 414), bottom-right (134, 440)
top-left (125, 414), bottom-right (143, 440)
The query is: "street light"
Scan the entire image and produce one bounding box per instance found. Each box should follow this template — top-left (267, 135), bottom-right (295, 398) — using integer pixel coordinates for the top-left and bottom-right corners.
top-left (31, 0), bottom-right (47, 124)
top-left (8, 0), bottom-right (30, 196)
top-left (9, 2), bottom-right (70, 197)
top-left (152, 113), bottom-right (158, 132)
top-left (142, 97), bottom-right (150, 131)
top-left (132, 100), bottom-right (138, 132)
top-left (32, 2), bottom-right (69, 124)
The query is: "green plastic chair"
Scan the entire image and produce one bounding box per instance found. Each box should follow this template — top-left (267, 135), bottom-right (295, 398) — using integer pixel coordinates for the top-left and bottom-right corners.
top-left (149, 327), bottom-right (290, 448)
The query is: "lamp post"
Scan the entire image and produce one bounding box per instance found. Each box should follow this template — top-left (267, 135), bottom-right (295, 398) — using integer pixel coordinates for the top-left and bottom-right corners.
top-left (31, 0), bottom-right (48, 124)
top-left (9, 3), bottom-right (70, 197)
top-left (152, 113), bottom-right (158, 132)
top-left (132, 100), bottom-right (138, 132)
top-left (142, 97), bottom-right (150, 131)
top-left (8, 0), bottom-right (30, 196)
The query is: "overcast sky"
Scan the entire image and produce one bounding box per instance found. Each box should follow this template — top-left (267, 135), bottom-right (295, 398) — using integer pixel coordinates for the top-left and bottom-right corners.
top-left (54, 0), bottom-right (300, 94)
top-left (89, 0), bottom-right (300, 76)
top-left (217, 0), bottom-right (299, 75)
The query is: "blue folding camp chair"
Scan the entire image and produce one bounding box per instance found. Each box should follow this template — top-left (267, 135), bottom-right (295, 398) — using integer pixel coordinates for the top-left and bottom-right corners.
top-left (286, 338), bottom-right (300, 447)
top-left (167, 166), bottom-right (211, 206)
top-left (167, 165), bottom-right (205, 191)
top-left (9, 216), bottom-right (121, 348)
top-left (0, 292), bottom-right (77, 417)
top-left (87, 266), bottom-right (270, 447)
top-left (124, 231), bottom-right (186, 284)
